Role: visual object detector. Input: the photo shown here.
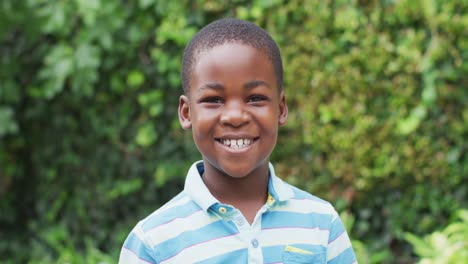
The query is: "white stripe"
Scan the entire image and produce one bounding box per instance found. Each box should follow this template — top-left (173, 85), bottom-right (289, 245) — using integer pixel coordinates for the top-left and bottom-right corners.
top-left (133, 225), bottom-right (147, 242)
top-left (327, 231), bottom-right (352, 261)
top-left (146, 210), bottom-right (220, 247)
top-left (139, 196), bottom-right (192, 230)
top-left (160, 234), bottom-right (244, 264)
top-left (259, 227), bottom-right (329, 247)
top-left (154, 195), bottom-right (191, 215)
top-left (275, 199), bottom-right (335, 215)
top-left (118, 247), bottom-right (153, 264)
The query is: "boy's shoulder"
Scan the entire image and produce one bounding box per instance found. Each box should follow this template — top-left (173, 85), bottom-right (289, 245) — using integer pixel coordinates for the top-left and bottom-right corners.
top-left (137, 191), bottom-right (196, 231)
top-left (288, 183), bottom-right (332, 204)
top-left (127, 187), bottom-right (233, 261)
top-left (278, 179), bottom-right (338, 216)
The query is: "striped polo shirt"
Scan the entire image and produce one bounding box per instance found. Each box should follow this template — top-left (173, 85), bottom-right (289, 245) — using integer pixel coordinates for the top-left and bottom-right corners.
top-left (119, 161), bottom-right (356, 264)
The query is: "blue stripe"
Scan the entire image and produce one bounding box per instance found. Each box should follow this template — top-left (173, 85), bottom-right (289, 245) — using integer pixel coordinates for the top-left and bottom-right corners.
top-left (196, 248), bottom-right (247, 264)
top-left (141, 200), bottom-right (201, 232)
top-left (123, 232), bottom-right (155, 263)
top-left (328, 246), bottom-right (356, 264)
top-left (262, 245), bottom-right (284, 263)
top-left (156, 219), bottom-right (239, 261)
top-left (262, 211), bottom-right (332, 230)
top-left (328, 216), bottom-right (346, 243)
top-left (263, 244), bottom-right (327, 264)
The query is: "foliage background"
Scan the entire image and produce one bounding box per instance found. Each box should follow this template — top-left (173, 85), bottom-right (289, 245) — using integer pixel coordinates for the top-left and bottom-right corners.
top-left (0, 0), bottom-right (466, 263)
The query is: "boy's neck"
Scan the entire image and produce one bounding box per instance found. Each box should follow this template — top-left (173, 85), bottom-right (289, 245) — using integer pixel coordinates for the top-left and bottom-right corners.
top-left (202, 163), bottom-right (270, 222)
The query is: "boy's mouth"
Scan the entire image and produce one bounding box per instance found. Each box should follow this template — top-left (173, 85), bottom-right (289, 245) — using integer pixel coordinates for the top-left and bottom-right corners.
top-left (215, 137), bottom-right (257, 149)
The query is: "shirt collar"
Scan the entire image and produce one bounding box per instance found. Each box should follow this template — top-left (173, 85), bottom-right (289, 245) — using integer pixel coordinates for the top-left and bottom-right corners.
top-left (184, 161), bottom-right (294, 212)
top-left (184, 161), bottom-right (218, 212)
top-left (267, 162), bottom-right (294, 202)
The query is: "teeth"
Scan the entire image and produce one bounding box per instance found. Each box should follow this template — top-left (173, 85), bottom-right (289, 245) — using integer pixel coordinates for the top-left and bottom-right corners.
top-left (220, 138), bottom-right (253, 149)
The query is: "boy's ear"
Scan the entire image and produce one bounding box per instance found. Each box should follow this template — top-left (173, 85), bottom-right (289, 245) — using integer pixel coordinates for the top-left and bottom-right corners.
top-left (278, 91), bottom-right (288, 126)
top-left (178, 95), bottom-right (192, 129)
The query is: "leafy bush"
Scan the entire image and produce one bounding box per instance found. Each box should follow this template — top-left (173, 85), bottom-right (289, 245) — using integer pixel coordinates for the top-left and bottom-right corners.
top-left (405, 210), bottom-right (468, 263)
top-left (0, 0), bottom-right (466, 262)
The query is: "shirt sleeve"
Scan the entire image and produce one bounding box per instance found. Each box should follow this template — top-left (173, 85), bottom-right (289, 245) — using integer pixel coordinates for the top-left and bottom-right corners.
top-left (119, 225), bottom-right (158, 264)
top-left (326, 210), bottom-right (357, 264)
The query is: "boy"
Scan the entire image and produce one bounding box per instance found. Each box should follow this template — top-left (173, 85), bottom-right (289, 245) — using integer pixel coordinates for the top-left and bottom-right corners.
top-left (119, 18), bottom-right (356, 264)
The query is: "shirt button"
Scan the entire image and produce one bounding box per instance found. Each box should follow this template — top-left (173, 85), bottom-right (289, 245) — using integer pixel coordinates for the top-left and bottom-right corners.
top-left (251, 239), bottom-right (259, 248)
top-left (268, 196), bottom-right (275, 205)
top-left (218, 207), bottom-right (227, 214)
top-left (236, 218), bottom-right (244, 226)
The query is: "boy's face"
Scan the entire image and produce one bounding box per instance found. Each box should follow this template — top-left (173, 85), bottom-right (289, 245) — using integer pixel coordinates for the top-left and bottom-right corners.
top-left (178, 42), bottom-right (288, 178)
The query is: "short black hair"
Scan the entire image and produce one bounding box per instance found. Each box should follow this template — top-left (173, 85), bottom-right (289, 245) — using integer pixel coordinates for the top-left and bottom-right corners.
top-left (181, 18), bottom-right (283, 95)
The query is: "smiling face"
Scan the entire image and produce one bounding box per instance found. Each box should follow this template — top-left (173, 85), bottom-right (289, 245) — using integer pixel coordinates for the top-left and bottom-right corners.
top-left (178, 42), bottom-right (288, 180)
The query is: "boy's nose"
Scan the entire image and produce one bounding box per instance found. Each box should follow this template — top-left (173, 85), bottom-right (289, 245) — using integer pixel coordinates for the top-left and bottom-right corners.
top-left (220, 102), bottom-right (249, 128)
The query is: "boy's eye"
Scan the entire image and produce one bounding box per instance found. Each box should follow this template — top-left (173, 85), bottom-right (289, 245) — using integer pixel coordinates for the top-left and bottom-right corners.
top-left (201, 96), bottom-right (223, 104)
top-left (248, 95), bottom-right (267, 103)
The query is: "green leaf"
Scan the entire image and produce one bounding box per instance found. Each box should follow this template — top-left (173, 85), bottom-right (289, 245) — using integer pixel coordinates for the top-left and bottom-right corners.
top-left (75, 43), bottom-right (100, 69)
top-left (0, 106), bottom-right (18, 137)
top-left (139, 0), bottom-right (155, 9)
top-left (39, 43), bottom-right (74, 98)
top-left (107, 179), bottom-right (143, 199)
top-left (36, 1), bottom-right (67, 33)
top-left (135, 123), bottom-right (157, 147)
top-left (421, 0), bottom-right (437, 28)
top-left (76, 0), bottom-right (100, 26)
top-left (397, 105), bottom-right (427, 135)
top-left (404, 232), bottom-right (435, 258)
top-left (138, 90), bottom-right (163, 117)
top-left (127, 70), bottom-right (145, 88)
top-left (422, 71), bottom-right (437, 106)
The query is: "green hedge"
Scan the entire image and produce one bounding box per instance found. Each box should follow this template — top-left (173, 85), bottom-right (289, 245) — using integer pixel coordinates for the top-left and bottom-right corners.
top-left (0, 0), bottom-right (466, 263)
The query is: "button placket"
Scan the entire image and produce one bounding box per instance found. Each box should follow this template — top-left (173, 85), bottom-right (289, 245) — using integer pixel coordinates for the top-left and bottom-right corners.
top-left (250, 238), bottom-right (259, 248)
top-left (235, 217), bottom-right (245, 226)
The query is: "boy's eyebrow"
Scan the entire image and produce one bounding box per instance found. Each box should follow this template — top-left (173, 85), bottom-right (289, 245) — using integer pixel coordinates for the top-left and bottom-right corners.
top-left (199, 82), bottom-right (224, 91)
top-left (244, 80), bottom-right (271, 90)
top-left (198, 80), bottom-right (271, 91)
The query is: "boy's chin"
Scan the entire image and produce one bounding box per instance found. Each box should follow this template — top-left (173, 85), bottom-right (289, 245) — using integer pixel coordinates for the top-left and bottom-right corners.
top-left (215, 165), bottom-right (250, 179)
top-left (224, 170), bottom-right (253, 179)
top-left (208, 160), bottom-right (267, 180)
